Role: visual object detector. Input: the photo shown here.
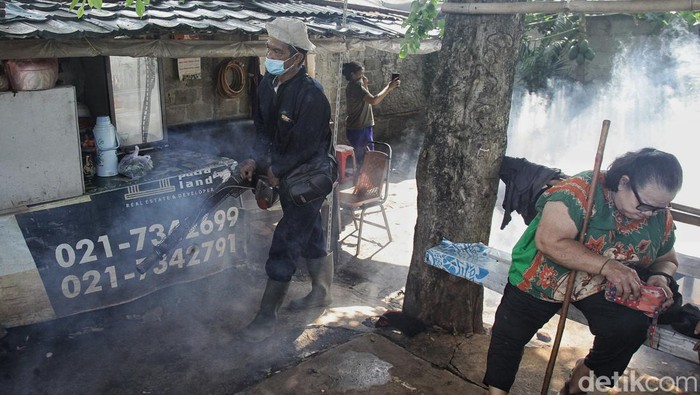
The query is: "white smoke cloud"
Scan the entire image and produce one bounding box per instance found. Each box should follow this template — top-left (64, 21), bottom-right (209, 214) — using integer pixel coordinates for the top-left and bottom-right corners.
top-left (490, 25), bottom-right (700, 296)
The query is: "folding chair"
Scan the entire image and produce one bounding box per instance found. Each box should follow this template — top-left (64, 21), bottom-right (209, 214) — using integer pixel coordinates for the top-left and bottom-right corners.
top-left (338, 141), bottom-right (393, 255)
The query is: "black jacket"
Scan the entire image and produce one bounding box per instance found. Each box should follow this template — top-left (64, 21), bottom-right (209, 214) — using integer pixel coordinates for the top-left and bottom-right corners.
top-left (251, 66), bottom-right (331, 179)
top-left (499, 156), bottom-right (562, 229)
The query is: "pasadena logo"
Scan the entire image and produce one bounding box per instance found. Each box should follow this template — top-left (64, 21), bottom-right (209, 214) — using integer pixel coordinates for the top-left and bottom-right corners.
top-left (577, 371), bottom-right (697, 393)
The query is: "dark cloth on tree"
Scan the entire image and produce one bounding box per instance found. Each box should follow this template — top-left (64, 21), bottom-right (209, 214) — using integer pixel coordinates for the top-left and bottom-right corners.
top-left (498, 156), bottom-right (562, 229)
top-left (375, 310), bottom-right (426, 337)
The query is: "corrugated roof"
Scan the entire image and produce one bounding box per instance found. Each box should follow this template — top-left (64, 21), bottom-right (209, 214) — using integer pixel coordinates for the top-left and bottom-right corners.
top-left (0, 0), bottom-right (408, 40)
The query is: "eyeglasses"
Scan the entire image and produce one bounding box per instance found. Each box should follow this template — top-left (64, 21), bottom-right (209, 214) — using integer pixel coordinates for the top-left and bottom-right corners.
top-left (629, 181), bottom-right (669, 213)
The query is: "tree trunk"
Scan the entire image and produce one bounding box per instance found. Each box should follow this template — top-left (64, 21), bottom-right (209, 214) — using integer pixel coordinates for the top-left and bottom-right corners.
top-left (403, 0), bottom-right (524, 334)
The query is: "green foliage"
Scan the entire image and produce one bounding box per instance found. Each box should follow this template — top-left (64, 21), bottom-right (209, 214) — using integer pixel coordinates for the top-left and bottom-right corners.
top-left (398, 2), bottom-right (590, 90)
top-left (70, 0), bottom-right (101, 18)
top-left (635, 11), bottom-right (700, 33)
top-left (69, 0), bottom-right (153, 18)
top-left (400, 3), bottom-right (698, 92)
top-left (518, 13), bottom-right (589, 92)
top-left (519, 11), bottom-right (699, 92)
top-left (400, 0), bottom-right (445, 59)
top-left (128, 0), bottom-right (152, 17)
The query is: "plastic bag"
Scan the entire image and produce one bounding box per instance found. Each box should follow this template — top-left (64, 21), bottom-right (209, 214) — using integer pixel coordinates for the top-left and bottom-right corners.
top-left (5, 58), bottom-right (58, 91)
top-left (118, 146), bottom-right (153, 179)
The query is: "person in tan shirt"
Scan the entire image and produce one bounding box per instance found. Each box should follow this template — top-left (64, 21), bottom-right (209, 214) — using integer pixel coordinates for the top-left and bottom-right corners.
top-left (341, 61), bottom-right (400, 169)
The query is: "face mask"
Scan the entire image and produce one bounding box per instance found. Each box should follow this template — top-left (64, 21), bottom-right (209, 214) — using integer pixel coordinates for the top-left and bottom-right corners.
top-left (265, 56), bottom-right (294, 76)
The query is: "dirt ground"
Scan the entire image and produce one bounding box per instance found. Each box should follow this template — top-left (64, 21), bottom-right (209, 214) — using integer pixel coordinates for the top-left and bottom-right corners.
top-left (1, 143), bottom-right (698, 394)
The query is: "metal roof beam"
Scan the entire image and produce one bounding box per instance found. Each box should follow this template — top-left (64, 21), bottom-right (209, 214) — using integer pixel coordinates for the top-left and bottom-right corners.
top-left (0, 37), bottom-right (440, 59)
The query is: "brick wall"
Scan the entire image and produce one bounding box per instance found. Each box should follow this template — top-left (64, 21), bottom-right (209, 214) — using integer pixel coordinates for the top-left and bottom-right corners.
top-left (160, 47), bottom-right (433, 150)
top-left (162, 57), bottom-right (252, 125)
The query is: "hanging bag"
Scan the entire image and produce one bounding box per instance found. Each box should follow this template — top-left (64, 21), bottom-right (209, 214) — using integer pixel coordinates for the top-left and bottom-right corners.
top-left (282, 143), bottom-right (337, 206)
top-left (275, 73), bottom-right (337, 206)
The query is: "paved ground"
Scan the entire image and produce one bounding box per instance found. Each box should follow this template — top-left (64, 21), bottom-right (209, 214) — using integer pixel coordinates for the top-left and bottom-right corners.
top-left (1, 145), bottom-right (698, 394)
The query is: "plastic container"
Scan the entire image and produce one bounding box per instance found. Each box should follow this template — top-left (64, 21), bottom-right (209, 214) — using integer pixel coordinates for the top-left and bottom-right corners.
top-left (4, 58), bottom-right (58, 91)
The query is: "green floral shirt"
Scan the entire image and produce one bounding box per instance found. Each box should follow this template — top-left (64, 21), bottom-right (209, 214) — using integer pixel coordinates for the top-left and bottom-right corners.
top-left (508, 171), bottom-right (675, 302)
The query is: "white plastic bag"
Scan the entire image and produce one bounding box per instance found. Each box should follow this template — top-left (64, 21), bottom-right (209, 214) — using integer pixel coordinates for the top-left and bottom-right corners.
top-left (118, 146), bottom-right (153, 179)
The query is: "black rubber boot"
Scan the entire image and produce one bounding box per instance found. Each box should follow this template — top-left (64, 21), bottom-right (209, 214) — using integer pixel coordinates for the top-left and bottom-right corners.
top-left (239, 278), bottom-right (290, 343)
top-left (288, 253), bottom-right (333, 310)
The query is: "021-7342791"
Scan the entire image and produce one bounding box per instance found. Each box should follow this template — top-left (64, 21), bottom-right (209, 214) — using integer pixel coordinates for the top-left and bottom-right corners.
top-left (53, 206), bottom-right (240, 300)
top-left (59, 233), bottom-right (238, 299)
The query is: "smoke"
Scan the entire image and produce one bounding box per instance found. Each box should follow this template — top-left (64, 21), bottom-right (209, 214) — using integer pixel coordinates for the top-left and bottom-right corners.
top-left (166, 119), bottom-right (256, 160)
top-left (390, 114), bottom-right (426, 181)
top-left (489, 25), bottom-right (700, 270)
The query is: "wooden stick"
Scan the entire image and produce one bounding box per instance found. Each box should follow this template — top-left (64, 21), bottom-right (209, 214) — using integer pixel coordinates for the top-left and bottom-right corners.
top-left (541, 120), bottom-right (610, 395)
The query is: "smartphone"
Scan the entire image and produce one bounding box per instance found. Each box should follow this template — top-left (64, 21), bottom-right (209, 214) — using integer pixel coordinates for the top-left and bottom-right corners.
top-left (391, 73), bottom-right (400, 81)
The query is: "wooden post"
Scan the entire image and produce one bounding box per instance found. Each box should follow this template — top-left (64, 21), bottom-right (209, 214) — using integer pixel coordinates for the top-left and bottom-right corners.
top-left (442, 0), bottom-right (700, 15)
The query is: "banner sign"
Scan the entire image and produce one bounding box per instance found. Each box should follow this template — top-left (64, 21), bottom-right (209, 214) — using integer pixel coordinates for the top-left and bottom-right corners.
top-left (14, 165), bottom-right (247, 318)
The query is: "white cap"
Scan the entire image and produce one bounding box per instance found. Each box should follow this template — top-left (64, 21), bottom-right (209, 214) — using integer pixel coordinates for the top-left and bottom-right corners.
top-left (266, 17), bottom-right (316, 52)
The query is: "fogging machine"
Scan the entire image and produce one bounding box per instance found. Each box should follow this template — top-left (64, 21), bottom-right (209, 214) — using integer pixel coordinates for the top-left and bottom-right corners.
top-left (135, 165), bottom-right (272, 274)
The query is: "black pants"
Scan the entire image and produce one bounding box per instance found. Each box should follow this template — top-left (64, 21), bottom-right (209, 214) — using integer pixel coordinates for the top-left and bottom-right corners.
top-left (483, 283), bottom-right (650, 392)
top-left (265, 190), bottom-right (327, 282)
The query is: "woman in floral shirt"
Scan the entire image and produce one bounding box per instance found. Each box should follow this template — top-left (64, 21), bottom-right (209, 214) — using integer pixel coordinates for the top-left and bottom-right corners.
top-left (484, 148), bottom-right (683, 395)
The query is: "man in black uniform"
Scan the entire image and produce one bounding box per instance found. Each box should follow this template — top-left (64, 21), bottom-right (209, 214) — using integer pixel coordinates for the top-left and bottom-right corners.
top-left (238, 17), bottom-right (334, 342)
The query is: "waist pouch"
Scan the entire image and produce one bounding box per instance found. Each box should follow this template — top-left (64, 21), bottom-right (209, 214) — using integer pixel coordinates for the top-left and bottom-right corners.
top-left (282, 153), bottom-right (337, 206)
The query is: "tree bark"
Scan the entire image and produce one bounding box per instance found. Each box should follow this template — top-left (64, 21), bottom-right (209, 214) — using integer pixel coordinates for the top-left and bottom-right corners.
top-left (403, 0), bottom-right (524, 334)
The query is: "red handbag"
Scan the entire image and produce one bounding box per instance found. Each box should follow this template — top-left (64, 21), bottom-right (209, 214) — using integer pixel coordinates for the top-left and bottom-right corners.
top-left (605, 282), bottom-right (670, 348)
top-left (604, 282), bottom-right (667, 318)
